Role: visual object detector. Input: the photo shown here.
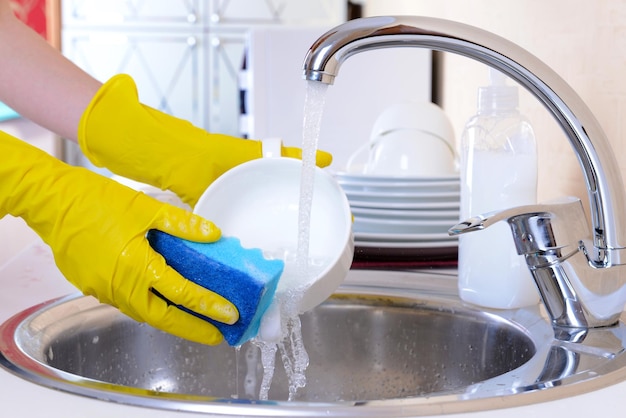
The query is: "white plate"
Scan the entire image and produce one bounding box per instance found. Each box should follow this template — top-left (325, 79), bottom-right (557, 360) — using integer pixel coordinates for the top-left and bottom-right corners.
top-left (344, 189), bottom-right (459, 202)
top-left (353, 217), bottom-right (455, 234)
top-left (337, 178), bottom-right (460, 190)
top-left (354, 239), bottom-right (458, 249)
top-left (351, 206), bottom-right (460, 219)
top-left (335, 171), bottom-right (460, 184)
top-left (349, 198), bottom-right (460, 210)
top-left (355, 231), bottom-right (457, 242)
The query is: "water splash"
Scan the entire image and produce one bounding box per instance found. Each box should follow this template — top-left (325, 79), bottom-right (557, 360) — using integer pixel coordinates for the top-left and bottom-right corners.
top-left (278, 314), bottom-right (309, 400)
top-left (243, 345), bottom-right (259, 398)
top-left (296, 81), bottom-right (330, 276)
top-left (254, 340), bottom-right (278, 400)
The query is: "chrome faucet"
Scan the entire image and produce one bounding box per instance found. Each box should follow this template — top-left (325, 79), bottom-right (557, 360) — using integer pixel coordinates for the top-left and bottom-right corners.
top-left (302, 16), bottom-right (626, 331)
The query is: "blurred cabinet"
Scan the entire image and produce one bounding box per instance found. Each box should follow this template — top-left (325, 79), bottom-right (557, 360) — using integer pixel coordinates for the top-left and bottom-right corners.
top-left (62, 1), bottom-right (207, 27)
top-left (62, 31), bottom-right (208, 126)
top-left (208, 0), bottom-right (348, 25)
top-left (61, 0), bottom-right (346, 134)
top-left (62, 1), bottom-right (211, 132)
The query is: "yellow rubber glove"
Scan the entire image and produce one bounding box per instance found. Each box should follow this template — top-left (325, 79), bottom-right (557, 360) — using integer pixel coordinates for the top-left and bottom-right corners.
top-left (0, 131), bottom-right (238, 345)
top-left (77, 74), bottom-right (332, 208)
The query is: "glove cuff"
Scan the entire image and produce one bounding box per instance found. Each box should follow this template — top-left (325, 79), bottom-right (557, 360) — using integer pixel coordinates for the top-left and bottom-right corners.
top-left (77, 74), bottom-right (266, 207)
top-left (77, 74), bottom-right (137, 167)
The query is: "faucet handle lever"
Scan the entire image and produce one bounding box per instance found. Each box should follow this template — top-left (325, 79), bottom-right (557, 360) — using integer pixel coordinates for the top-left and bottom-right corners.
top-left (449, 197), bottom-right (589, 257)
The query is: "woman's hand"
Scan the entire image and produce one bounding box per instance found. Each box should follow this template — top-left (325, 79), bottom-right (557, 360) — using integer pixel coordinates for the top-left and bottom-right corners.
top-left (0, 131), bottom-right (238, 345)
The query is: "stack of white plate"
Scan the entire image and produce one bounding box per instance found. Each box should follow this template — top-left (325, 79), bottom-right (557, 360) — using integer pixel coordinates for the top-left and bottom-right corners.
top-left (335, 172), bottom-right (460, 251)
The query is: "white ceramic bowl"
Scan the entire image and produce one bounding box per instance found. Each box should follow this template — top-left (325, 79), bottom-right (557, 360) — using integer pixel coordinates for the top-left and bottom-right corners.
top-left (369, 101), bottom-right (456, 151)
top-left (364, 129), bottom-right (457, 177)
top-left (194, 157), bottom-right (354, 314)
top-left (345, 101), bottom-right (458, 176)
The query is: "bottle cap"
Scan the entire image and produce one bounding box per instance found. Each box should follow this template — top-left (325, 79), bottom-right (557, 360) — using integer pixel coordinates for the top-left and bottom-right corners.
top-left (478, 68), bottom-right (519, 114)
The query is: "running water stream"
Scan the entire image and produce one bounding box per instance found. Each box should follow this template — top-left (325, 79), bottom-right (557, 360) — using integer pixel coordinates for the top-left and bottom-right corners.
top-left (248, 81), bottom-right (329, 401)
top-left (296, 81), bottom-right (329, 276)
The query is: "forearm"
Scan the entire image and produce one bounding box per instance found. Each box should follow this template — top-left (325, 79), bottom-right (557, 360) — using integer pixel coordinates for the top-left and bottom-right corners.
top-left (0, 0), bottom-right (101, 141)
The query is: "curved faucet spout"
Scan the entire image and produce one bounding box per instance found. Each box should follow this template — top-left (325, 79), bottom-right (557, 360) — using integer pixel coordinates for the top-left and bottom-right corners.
top-left (302, 15), bottom-right (626, 268)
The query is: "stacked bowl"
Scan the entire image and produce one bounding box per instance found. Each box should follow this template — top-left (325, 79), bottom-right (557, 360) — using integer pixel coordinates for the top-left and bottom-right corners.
top-left (338, 101), bottom-right (460, 265)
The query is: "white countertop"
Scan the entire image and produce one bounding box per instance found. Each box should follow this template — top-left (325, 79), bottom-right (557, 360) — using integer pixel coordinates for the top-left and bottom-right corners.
top-left (1, 236), bottom-right (625, 417)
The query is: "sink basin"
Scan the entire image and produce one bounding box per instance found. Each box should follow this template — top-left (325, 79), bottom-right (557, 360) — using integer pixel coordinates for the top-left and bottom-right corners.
top-left (1, 269), bottom-right (626, 416)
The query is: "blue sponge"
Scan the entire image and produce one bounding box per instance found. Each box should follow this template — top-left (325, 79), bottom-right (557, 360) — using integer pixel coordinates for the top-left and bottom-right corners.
top-left (146, 230), bottom-right (284, 346)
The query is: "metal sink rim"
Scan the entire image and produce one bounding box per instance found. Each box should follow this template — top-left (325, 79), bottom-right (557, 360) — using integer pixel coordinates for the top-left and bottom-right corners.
top-left (1, 269), bottom-right (626, 417)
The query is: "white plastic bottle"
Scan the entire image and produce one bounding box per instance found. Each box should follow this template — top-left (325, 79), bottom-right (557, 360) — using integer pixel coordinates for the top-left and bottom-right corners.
top-left (458, 68), bottom-right (539, 309)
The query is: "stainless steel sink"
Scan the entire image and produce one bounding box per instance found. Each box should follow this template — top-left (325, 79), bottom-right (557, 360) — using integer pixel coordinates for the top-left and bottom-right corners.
top-left (1, 269), bottom-right (626, 417)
